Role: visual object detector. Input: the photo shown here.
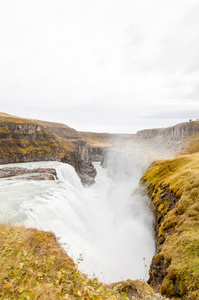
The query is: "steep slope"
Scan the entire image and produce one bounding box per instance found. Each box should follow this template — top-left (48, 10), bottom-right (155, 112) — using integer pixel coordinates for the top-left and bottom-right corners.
top-left (0, 224), bottom-right (163, 300)
top-left (141, 154), bottom-right (199, 299)
top-left (0, 113), bottom-right (96, 184)
top-left (180, 132), bottom-right (199, 155)
top-left (135, 121), bottom-right (199, 159)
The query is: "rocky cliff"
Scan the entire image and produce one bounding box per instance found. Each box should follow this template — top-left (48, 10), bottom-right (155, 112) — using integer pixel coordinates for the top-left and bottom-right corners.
top-left (0, 113), bottom-right (96, 185)
top-left (137, 121), bottom-right (199, 139)
top-left (81, 121), bottom-right (199, 163)
top-left (79, 131), bottom-right (136, 161)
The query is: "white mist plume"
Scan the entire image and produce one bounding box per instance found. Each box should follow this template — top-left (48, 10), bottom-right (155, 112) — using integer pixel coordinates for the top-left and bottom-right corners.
top-left (0, 136), bottom-right (178, 284)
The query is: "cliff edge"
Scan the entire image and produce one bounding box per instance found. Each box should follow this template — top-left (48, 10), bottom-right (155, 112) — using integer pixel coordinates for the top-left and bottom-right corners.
top-left (141, 150), bottom-right (199, 299)
top-left (0, 113), bottom-right (96, 185)
top-left (137, 121), bottom-right (199, 139)
top-left (79, 131), bottom-right (136, 161)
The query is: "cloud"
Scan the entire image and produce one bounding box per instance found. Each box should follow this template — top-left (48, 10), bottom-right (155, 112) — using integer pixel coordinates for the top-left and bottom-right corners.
top-left (0, 0), bottom-right (198, 133)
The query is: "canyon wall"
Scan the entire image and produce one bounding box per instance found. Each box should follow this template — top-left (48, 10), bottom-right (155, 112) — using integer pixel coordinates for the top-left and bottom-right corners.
top-left (137, 121), bottom-right (199, 139)
top-left (81, 121), bottom-right (199, 163)
top-left (79, 131), bottom-right (136, 161)
top-left (0, 113), bottom-right (96, 185)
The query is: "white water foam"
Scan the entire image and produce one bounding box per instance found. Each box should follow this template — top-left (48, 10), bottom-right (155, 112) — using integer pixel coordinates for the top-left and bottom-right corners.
top-left (0, 158), bottom-right (155, 283)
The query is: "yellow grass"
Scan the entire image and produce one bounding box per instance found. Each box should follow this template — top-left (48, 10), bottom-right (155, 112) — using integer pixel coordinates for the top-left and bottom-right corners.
top-left (0, 225), bottom-right (164, 300)
top-left (180, 132), bottom-right (199, 154)
top-left (141, 154), bottom-right (199, 299)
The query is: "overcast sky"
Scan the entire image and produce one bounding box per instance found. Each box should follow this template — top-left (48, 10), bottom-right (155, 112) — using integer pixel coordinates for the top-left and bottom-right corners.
top-left (0, 0), bottom-right (199, 133)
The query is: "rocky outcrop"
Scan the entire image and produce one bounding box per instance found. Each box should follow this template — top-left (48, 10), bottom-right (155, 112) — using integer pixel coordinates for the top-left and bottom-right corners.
top-left (79, 162), bottom-right (97, 185)
top-left (148, 254), bottom-right (172, 293)
top-left (0, 167), bottom-right (57, 181)
top-left (0, 113), bottom-right (96, 185)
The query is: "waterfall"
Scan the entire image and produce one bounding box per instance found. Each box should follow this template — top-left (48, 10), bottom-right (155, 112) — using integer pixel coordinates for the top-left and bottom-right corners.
top-left (0, 158), bottom-right (155, 283)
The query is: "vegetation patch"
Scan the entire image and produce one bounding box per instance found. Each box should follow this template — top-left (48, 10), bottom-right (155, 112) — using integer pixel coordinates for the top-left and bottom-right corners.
top-left (0, 225), bottom-right (167, 300)
top-left (0, 225), bottom-right (126, 299)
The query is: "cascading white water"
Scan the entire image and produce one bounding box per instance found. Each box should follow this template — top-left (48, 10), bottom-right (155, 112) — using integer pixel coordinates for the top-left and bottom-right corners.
top-left (0, 154), bottom-right (155, 283)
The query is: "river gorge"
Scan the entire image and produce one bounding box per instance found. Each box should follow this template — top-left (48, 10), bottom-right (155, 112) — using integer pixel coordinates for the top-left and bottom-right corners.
top-left (0, 152), bottom-right (155, 284)
top-left (1, 113), bottom-right (199, 299)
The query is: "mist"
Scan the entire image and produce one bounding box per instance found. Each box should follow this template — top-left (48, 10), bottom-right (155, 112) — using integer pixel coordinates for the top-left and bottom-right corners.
top-left (0, 135), bottom-right (179, 283)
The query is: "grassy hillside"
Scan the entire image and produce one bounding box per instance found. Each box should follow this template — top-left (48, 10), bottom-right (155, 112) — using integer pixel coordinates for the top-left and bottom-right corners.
top-left (141, 154), bottom-right (199, 299)
top-left (0, 225), bottom-right (163, 300)
top-left (180, 132), bottom-right (199, 154)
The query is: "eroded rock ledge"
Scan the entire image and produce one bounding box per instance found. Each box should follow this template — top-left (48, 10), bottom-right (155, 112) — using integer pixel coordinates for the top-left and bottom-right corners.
top-left (0, 167), bottom-right (58, 181)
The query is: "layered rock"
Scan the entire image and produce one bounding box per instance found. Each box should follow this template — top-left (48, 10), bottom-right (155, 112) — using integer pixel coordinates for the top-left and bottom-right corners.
top-left (0, 167), bottom-right (57, 181)
top-left (80, 122), bottom-right (199, 164)
top-left (79, 131), bottom-right (136, 162)
top-left (137, 121), bottom-right (199, 139)
top-left (0, 113), bottom-right (96, 185)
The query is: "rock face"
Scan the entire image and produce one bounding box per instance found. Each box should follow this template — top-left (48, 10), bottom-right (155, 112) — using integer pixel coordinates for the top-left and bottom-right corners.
top-left (0, 113), bottom-right (96, 185)
top-left (80, 123), bottom-right (199, 164)
top-left (79, 131), bottom-right (136, 162)
top-left (88, 146), bottom-right (107, 162)
top-left (0, 167), bottom-right (57, 181)
top-left (137, 121), bottom-right (199, 139)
